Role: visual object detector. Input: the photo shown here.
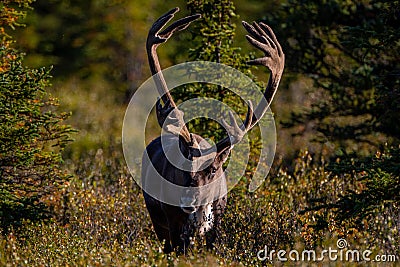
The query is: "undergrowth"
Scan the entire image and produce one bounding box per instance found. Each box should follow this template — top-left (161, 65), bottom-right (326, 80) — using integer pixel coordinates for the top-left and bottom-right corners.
top-left (1, 147), bottom-right (398, 266)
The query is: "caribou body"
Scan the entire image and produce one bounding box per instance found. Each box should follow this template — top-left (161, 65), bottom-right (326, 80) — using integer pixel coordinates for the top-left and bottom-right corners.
top-left (141, 7), bottom-right (285, 253)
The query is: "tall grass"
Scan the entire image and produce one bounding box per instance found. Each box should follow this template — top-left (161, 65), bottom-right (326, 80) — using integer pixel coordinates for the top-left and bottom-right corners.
top-left (1, 145), bottom-right (398, 266)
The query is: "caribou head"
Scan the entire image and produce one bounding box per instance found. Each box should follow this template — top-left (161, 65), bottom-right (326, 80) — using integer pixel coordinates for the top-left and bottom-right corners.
top-left (141, 7), bottom-right (284, 253)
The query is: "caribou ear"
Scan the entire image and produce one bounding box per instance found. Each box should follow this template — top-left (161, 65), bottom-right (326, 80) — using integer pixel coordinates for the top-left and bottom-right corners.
top-left (178, 134), bottom-right (203, 160)
top-left (190, 148), bottom-right (202, 158)
top-left (178, 135), bottom-right (192, 159)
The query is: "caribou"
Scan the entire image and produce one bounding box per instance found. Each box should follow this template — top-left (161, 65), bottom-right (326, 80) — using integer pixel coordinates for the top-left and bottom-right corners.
top-left (141, 7), bottom-right (284, 253)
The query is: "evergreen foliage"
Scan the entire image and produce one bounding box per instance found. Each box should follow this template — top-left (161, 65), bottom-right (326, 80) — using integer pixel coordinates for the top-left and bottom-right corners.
top-left (266, 0), bottom-right (400, 150)
top-left (265, 0), bottom-right (400, 225)
top-left (171, 0), bottom-right (255, 142)
top-left (0, 0), bottom-right (74, 231)
top-left (327, 146), bottom-right (400, 221)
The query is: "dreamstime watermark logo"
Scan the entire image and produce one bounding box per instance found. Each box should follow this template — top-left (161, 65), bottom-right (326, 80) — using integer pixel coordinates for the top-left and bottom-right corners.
top-left (257, 238), bottom-right (397, 263)
top-left (122, 61), bottom-right (276, 206)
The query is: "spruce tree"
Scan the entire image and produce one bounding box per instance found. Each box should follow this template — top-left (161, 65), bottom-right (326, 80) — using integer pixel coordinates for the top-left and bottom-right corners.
top-left (172, 0), bottom-right (257, 143)
top-left (265, 0), bottom-right (400, 225)
top-left (0, 0), bottom-right (74, 230)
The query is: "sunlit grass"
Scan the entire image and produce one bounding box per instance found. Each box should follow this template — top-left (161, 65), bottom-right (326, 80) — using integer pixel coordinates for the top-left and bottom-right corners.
top-left (1, 146), bottom-right (397, 266)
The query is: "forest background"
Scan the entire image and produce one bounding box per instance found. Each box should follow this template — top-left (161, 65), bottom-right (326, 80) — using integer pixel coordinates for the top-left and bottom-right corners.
top-left (1, 0), bottom-right (399, 265)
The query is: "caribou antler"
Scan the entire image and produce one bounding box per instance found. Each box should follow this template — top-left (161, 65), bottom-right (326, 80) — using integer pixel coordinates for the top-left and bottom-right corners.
top-left (142, 12), bottom-right (285, 254)
top-left (243, 21), bottom-right (285, 128)
top-left (213, 100), bottom-right (254, 153)
top-left (214, 21), bottom-right (285, 153)
top-left (146, 7), bottom-right (201, 144)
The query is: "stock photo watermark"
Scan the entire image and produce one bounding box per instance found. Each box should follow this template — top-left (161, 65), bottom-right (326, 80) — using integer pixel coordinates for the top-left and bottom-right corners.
top-left (257, 238), bottom-right (397, 263)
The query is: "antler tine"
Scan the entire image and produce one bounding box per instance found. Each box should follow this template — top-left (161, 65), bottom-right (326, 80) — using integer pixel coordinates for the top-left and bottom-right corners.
top-left (214, 100), bottom-right (253, 153)
top-left (242, 20), bottom-right (285, 130)
top-left (259, 22), bottom-right (283, 56)
top-left (214, 21), bottom-right (284, 154)
top-left (159, 14), bottom-right (201, 40)
top-left (149, 7), bottom-right (179, 38)
top-left (146, 8), bottom-right (201, 144)
top-left (243, 100), bottom-right (254, 131)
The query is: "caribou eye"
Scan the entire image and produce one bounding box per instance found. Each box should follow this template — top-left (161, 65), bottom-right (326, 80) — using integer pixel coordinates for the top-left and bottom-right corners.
top-left (210, 167), bottom-right (217, 175)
